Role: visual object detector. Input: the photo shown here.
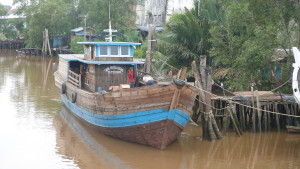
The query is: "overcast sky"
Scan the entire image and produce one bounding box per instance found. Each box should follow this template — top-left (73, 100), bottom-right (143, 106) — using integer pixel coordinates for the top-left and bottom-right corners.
top-left (1, 0), bottom-right (13, 6)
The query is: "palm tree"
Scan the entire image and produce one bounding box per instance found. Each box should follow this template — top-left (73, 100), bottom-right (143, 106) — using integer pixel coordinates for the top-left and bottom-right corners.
top-left (156, 0), bottom-right (220, 68)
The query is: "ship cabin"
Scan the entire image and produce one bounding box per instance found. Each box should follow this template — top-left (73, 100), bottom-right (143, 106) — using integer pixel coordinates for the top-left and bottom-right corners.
top-left (58, 41), bottom-right (143, 93)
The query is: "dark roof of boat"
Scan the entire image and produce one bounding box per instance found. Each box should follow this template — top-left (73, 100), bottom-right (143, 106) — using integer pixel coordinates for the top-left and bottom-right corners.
top-left (59, 54), bottom-right (144, 65)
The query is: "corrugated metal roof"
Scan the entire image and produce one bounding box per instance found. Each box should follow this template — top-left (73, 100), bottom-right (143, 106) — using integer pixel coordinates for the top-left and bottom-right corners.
top-left (71, 27), bottom-right (94, 32)
top-left (212, 68), bottom-right (230, 79)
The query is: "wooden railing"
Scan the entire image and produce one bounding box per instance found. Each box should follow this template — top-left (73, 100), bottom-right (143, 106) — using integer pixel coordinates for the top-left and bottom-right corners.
top-left (68, 70), bottom-right (81, 88)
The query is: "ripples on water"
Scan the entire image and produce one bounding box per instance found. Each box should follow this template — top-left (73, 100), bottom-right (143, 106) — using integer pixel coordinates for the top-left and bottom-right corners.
top-left (0, 50), bottom-right (299, 169)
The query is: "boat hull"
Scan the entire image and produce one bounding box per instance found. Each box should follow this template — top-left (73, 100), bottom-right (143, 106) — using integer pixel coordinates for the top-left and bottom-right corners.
top-left (62, 94), bottom-right (189, 149)
top-left (54, 66), bottom-right (197, 149)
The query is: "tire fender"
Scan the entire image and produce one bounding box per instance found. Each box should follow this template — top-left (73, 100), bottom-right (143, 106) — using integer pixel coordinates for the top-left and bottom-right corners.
top-left (71, 92), bottom-right (77, 103)
top-left (61, 83), bottom-right (66, 94)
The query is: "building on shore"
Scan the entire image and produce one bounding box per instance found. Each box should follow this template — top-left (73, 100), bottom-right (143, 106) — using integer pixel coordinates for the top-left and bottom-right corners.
top-left (135, 0), bottom-right (194, 27)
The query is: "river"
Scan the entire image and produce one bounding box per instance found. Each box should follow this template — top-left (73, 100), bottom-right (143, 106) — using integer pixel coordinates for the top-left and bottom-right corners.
top-left (0, 50), bottom-right (299, 169)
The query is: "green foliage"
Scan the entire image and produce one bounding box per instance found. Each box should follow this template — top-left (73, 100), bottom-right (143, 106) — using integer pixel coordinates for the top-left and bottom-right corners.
top-left (156, 0), bottom-right (298, 91)
top-left (15, 0), bottom-right (136, 48)
top-left (70, 36), bottom-right (85, 54)
top-left (0, 3), bottom-right (7, 16)
top-left (209, 1), bottom-right (279, 90)
top-left (156, 0), bottom-right (215, 68)
top-left (0, 34), bottom-right (6, 39)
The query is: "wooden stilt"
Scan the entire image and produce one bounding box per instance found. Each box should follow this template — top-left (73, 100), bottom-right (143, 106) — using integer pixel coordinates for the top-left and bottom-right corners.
top-left (267, 103), bottom-right (271, 131)
top-left (275, 102), bottom-right (280, 131)
top-left (255, 90), bottom-right (262, 132)
top-left (251, 85), bottom-right (256, 133)
top-left (227, 103), bottom-right (242, 136)
top-left (223, 108), bottom-right (230, 136)
top-left (263, 105), bottom-right (267, 131)
top-left (210, 112), bottom-right (222, 139)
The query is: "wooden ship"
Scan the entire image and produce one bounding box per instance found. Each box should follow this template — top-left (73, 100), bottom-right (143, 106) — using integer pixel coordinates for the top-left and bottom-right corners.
top-left (54, 26), bottom-right (197, 149)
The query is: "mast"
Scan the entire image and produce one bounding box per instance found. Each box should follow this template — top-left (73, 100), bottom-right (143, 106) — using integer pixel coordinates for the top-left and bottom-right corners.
top-left (109, 2), bottom-right (112, 42)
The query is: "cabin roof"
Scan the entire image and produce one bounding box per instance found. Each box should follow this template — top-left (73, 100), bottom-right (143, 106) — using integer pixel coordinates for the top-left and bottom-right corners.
top-left (59, 54), bottom-right (144, 65)
top-left (71, 27), bottom-right (94, 32)
top-left (78, 42), bottom-right (141, 46)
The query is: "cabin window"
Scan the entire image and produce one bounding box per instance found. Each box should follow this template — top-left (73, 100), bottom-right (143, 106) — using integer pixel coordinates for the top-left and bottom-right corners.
top-left (100, 46), bottom-right (108, 55)
top-left (110, 46), bottom-right (119, 55)
top-left (121, 46), bottom-right (129, 56)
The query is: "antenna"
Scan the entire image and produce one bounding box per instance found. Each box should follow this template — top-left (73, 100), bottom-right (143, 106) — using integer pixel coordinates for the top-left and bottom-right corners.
top-left (80, 14), bottom-right (88, 41)
top-left (109, 1), bottom-right (112, 42)
top-left (103, 1), bottom-right (117, 41)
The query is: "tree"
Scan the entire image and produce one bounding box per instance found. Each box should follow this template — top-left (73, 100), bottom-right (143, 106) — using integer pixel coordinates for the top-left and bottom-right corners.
top-left (0, 3), bottom-right (7, 16)
top-left (14, 0), bottom-right (137, 48)
top-left (70, 36), bottom-right (84, 54)
top-left (209, 0), bottom-right (279, 90)
top-left (156, 0), bottom-right (218, 68)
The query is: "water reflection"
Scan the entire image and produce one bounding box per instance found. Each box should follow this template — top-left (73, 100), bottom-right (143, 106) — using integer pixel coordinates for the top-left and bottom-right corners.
top-left (54, 106), bottom-right (185, 169)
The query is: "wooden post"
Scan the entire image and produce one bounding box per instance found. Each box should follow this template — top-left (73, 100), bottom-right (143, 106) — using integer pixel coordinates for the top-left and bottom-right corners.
top-left (251, 85), bottom-right (256, 133)
top-left (262, 105), bottom-right (267, 131)
top-left (267, 103), bottom-right (271, 131)
top-left (191, 60), bottom-right (222, 140)
top-left (145, 25), bottom-right (155, 74)
top-left (255, 90), bottom-right (262, 132)
top-left (275, 102), bottom-right (280, 131)
top-left (191, 61), bottom-right (205, 102)
top-left (223, 108), bottom-right (230, 135)
top-left (283, 103), bottom-right (291, 125)
top-left (227, 103), bottom-right (242, 136)
top-left (169, 67), bottom-right (186, 110)
top-left (200, 55), bottom-right (206, 84)
top-left (42, 29), bottom-right (52, 56)
top-left (210, 112), bottom-right (222, 139)
top-left (46, 29), bottom-right (52, 56)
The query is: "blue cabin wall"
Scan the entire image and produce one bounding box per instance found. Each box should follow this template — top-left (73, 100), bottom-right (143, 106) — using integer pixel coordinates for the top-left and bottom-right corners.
top-left (130, 46), bottom-right (134, 57)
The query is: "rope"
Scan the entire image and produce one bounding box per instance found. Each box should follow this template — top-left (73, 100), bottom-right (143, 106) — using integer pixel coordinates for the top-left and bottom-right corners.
top-left (195, 96), bottom-right (229, 111)
top-left (213, 78), bottom-right (291, 97)
top-left (156, 58), bottom-right (179, 70)
top-left (187, 83), bottom-right (300, 118)
top-left (270, 78), bottom-right (291, 92)
top-left (152, 60), bottom-right (297, 117)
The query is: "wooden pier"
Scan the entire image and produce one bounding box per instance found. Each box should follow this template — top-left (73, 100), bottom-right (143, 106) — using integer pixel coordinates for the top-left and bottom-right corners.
top-left (208, 91), bottom-right (299, 135)
top-left (18, 48), bottom-right (72, 56)
top-left (0, 40), bottom-right (25, 49)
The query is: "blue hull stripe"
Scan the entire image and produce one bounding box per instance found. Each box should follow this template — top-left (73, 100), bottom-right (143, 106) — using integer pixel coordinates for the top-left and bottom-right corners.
top-left (61, 95), bottom-right (190, 128)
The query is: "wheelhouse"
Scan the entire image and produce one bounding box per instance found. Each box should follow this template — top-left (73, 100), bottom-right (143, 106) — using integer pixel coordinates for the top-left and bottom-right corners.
top-left (59, 41), bottom-right (143, 92)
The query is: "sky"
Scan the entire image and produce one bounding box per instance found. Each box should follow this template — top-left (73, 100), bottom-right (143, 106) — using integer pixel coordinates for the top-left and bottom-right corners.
top-left (1, 0), bottom-right (13, 6)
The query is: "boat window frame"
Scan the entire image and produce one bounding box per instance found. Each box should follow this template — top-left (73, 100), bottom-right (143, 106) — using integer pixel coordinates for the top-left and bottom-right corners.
top-left (110, 45), bottom-right (119, 56)
top-left (120, 45), bottom-right (130, 56)
top-left (99, 45), bottom-right (109, 56)
top-left (96, 45), bottom-right (131, 57)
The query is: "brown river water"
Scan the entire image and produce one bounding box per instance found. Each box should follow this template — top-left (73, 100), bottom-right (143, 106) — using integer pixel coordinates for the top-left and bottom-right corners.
top-left (0, 49), bottom-right (299, 169)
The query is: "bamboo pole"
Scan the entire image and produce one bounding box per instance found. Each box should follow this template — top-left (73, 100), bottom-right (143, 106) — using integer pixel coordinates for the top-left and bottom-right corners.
top-left (145, 25), bottom-right (155, 74)
top-left (275, 102), bottom-right (280, 131)
top-left (251, 85), bottom-right (256, 133)
top-left (231, 103), bottom-right (243, 135)
top-left (223, 108), bottom-right (230, 135)
top-left (210, 112), bottom-right (222, 139)
top-left (255, 90), bottom-right (262, 132)
top-left (263, 105), bottom-right (267, 131)
top-left (227, 104), bottom-right (242, 136)
top-left (267, 103), bottom-right (271, 131)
